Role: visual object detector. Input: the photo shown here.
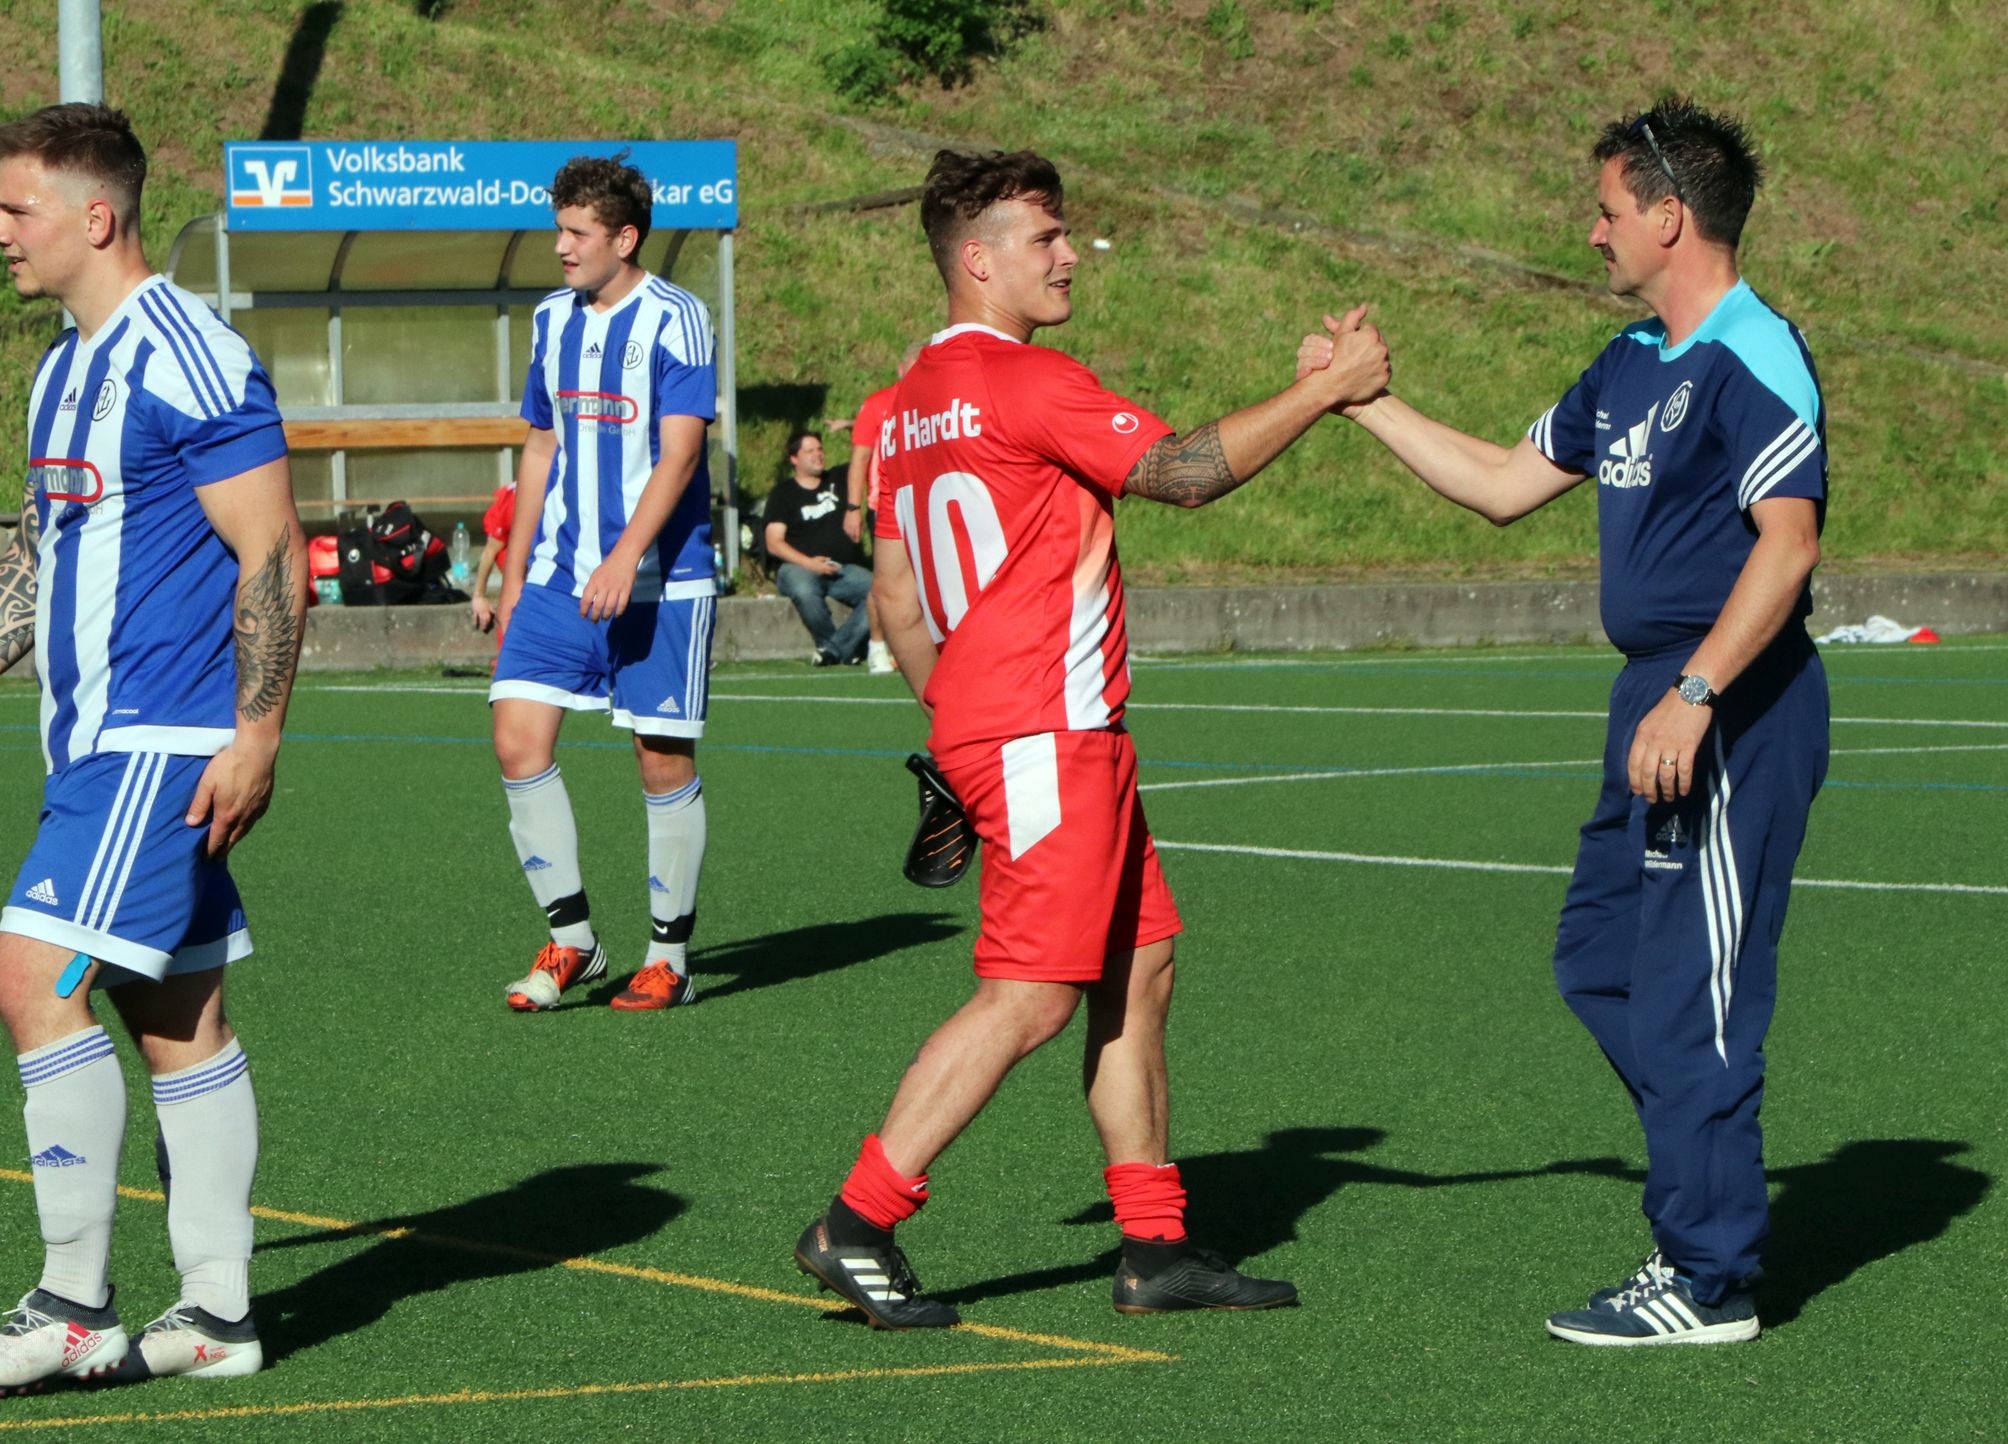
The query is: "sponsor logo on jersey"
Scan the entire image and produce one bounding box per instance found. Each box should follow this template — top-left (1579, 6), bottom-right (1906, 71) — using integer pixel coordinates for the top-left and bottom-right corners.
top-left (897, 399), bottom-right (983, 452)
top-left (1597, 403), bottom-right (1658, 490)
top-left (1111, 411), bottom-right (1138, 434)
top-left (1661, 380), bottom-right (1693, 433)
top-left (230, 145), bottom-right (314, 208)
top-left (555, 390), bottom-right (638, 424)
top-left (25, 878), bottom-right (60, 906)
top-left (92, 379), bottom-right (119, 422)
top-left (30, 458), bottom-right (106, 505)
top-left (31, 1145), bottom-right (85, 1168)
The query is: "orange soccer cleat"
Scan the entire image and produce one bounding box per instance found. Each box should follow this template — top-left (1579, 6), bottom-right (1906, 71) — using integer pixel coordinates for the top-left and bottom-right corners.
top-left (504, 940), bottom-right (607, 1012)
top-left (608, 961), bottom-right (698, 1011)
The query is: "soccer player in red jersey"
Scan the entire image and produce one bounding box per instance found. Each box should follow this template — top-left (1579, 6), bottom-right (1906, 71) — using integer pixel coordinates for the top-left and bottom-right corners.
top-left (794, 149), bottom-right (1390, 1327)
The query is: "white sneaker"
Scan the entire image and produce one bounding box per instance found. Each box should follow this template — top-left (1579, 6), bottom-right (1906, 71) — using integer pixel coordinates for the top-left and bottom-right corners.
top-left (0, 1288), bottom-right (128, 1393)
top-left (126, 1303), bottom-right (262, 1380)
top-left (867, 643), bottom-right (897, 675)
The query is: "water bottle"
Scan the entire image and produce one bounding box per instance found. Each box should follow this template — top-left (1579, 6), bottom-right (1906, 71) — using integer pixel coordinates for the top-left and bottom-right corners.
top-left (450, 521), bottom-right (472, 587)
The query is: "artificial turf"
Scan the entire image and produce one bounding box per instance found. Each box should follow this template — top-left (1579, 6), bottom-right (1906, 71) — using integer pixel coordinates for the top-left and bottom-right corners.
top-left (0, 637), bottom-right (2000, 1441)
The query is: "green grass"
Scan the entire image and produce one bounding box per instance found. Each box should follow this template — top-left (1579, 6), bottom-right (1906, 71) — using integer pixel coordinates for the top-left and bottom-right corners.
top-left (0, 636), bottom-right (2001, 1439)
top-left (1, 1), bottom-right (2004, 579)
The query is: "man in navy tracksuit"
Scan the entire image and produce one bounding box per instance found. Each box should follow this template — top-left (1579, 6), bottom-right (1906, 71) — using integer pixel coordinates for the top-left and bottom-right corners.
top-left (1301, 96), bottom-right (1826, 1344)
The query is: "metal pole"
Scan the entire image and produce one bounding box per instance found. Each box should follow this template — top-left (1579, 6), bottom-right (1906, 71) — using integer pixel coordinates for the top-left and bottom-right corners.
top-left (59, 0), bottom-right (104, 104)
top-left (717, 230), bottom-right (739, 580)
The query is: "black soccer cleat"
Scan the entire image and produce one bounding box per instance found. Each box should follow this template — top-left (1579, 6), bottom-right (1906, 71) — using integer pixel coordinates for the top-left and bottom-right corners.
top-left (794, 1215), bottom-right (961, 1330)
top-left (1112, 1248), bottom-right (1299, 1315)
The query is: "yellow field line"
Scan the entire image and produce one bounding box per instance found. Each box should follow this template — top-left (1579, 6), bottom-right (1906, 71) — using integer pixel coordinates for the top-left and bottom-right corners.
top-left (0, 1357), bottom-right (1145, 1432)
top-left (0, 1171), bottom-right (1173, 1367)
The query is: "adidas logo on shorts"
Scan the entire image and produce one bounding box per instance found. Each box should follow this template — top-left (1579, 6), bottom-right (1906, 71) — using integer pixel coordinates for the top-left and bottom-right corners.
top-left (656, 697), bottom-right (681, 714)
top-left (26, 878), bottom-right (59, 906)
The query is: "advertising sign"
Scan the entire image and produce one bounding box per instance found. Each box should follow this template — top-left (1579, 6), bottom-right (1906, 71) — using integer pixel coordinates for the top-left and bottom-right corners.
top-left (224, 139), bottom-right (737, 232)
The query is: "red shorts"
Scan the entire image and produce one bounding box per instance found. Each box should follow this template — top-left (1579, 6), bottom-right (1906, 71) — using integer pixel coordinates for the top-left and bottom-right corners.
top-left (938, 728), bottom-right (1181, 983)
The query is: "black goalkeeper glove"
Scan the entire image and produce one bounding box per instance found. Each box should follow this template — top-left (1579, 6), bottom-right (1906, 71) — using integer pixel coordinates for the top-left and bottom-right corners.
top-left (903, 752), bottom-right (975, 888)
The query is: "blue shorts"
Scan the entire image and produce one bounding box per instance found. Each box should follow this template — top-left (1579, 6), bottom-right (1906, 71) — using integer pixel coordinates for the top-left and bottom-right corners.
top-left (1, 750), bottom-right (251, 983)
top-left (489, 582), bottom-right (714, 738)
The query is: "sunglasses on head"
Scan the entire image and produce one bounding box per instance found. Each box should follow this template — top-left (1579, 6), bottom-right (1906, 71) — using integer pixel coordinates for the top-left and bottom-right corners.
top-left (1629, 114), bottom-right (1686, 206)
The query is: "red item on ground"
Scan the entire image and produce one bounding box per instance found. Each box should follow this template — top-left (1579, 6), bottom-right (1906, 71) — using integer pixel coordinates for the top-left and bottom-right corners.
top-left (1103, 1160), bottom-right (1189, 1243)
top-left (1908, 628), bottom-right (1941, 644)
top-left (839, 1133), bottom-right (929, 1231)
top-left (307, 534), bottom-right (340, 578)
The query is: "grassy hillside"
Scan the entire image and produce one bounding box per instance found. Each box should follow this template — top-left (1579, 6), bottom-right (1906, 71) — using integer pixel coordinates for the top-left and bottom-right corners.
top-left (1, 0), bottom-right (2002, 580)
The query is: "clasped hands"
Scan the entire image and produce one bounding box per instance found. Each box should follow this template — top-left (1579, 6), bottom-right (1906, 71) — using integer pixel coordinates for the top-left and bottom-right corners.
top-left (1295, 305), bottom-right (1393, 416)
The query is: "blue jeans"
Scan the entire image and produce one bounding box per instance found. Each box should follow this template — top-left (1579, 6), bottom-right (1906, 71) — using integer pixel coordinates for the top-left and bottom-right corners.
top-left (775, 562), bottom-right (872, 661)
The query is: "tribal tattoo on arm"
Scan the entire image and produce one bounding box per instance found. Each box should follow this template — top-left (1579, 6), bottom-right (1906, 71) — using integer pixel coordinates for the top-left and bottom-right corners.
top-left (1122, 423), bottom-right (1243, 509)
top-left (0, 479), bottom-right (41, 675)
top-left (233, 531), bottom-right (303, 722)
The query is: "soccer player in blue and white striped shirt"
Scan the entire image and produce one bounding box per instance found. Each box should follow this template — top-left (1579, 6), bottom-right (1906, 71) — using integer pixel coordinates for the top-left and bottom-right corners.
top-left (490, 154), bottom-right (717, 1014)
top-left (0, 103), bottom-right (308, 1387)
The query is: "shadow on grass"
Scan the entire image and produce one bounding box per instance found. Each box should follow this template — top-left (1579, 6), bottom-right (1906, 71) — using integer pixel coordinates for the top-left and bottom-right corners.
top-left (580, 911), bottom-right (963, 1008)
top-left (1562, 1137), bottom-right (1989, 1327)
top-left (253, 1162), bottom-right (683, 1362)
top-left (260, 2), bottom-right (344, 142)
top-left (938, 1125), bottom-right (1620, 1308)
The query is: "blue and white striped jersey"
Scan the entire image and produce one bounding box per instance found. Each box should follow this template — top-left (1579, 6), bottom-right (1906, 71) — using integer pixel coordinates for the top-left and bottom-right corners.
top-left (520, 277), bottom-right (717, 602)
top-left (26, 275), bottom-right (288, 774)
top-left (1527, 280), bottom-right (1826, 656)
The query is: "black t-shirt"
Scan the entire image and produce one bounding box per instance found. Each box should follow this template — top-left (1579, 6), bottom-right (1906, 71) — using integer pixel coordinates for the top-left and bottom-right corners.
top-left (764, 475), bottom-right (860, 567)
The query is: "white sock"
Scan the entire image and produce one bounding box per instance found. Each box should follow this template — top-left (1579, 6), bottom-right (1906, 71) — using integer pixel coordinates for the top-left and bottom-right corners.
top-left (503, 764), bottom-right (595, 949)
top-left (644, 777), bottom-right (705, 975)
top-left (153, 1038), bottom-right (257, 1323)
top-left (19, 1026), bottom-right (125, 1309)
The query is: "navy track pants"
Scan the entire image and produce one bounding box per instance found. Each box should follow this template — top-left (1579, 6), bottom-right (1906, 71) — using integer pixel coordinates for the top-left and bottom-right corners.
top-left (1552, 630), bottom-right (1828, 1304)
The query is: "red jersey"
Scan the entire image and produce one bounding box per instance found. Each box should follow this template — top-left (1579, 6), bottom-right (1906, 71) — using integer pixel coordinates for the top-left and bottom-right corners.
top-left (876, 324), bottom-right (1172, 762)
top-left (482, 483), bottom-right (517, 560)
top-left (852, 383), bottom-right (899, 516)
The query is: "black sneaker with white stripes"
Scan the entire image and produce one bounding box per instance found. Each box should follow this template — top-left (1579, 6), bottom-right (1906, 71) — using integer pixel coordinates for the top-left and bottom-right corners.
top-left (1548, 1266), bottom-right (1758, 1346)
top-left (793, 1215), bottom-right (960, 1330)
top-left (1112, 1248), bottom-right (1298, 1315)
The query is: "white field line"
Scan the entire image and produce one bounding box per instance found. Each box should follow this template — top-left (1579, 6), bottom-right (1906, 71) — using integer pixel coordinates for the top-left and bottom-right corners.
top-left (1133, 642), bottom-right (2008, 668)
top-left (1153, 840), bottom-right (2008, 897)
top-left (40, 685), bottom-right (1996, 731)
top-left (1139, 758), bottom-right (1599, 793)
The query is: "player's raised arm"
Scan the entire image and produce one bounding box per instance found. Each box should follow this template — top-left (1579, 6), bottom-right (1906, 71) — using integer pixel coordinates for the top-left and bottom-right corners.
top-left (1124, 305), bottom-right (1390, 509)
top-left (1297, 317), bottom-right (1585, 525)
top-left (189, 456), bottom-right (310, 856)
top-left (0, 475), bottom-right (40, 675)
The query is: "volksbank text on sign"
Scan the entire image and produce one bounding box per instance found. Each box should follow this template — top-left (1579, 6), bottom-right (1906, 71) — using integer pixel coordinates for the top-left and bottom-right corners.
top-left (224, 140), bottom-right (738, 232)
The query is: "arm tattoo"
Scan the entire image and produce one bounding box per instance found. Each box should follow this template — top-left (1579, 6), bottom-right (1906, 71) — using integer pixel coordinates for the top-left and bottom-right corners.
top-left (0, 482), bottom-right (41, 675)
top-left (1122, 423), bottom-right (1242, 508)
top-left (233, 532), bottom-right (302, 722)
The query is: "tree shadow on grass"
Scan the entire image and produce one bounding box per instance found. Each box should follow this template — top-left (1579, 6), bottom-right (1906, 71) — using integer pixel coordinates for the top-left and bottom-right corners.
top-left (937, 1125), bottom-right (1623, 1308)
top-left (260, 2), bottom-right (344, 142)
top-left (1564, 1138), bottom-right (1990, 1327)
top-left (580, 911), bottom-right (963, 1008)
top-left (253, 1162), bottom-right (684, 1363)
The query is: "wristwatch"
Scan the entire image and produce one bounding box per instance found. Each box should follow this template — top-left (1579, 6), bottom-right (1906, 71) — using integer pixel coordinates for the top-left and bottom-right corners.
top-left (1675, 673), bottom-right (1718, 707)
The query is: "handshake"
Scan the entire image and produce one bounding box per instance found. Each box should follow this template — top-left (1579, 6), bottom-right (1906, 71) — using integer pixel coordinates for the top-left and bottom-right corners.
top-left (1294, 304), bottom-right (1392, 418)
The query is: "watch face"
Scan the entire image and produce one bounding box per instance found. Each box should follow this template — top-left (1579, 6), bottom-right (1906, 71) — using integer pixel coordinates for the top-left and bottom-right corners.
top-left (1679, 675), bottom-right (1711, 705)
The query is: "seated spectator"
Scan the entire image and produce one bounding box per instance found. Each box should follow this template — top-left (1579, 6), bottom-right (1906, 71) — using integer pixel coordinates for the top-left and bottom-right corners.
top-left (765, 430), bottom-right (871, 666)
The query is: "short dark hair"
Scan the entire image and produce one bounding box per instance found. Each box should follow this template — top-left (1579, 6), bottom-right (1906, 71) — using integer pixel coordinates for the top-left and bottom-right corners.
top-left (920, 148), bottom-right (1064, 281)
top-left (1593, 96), bottom-right (1764, 248)
top-left (550, 150), bottom-right (652, 249)
top-left (0, 102), bottom-right (147, 220)
top-left (786, 428), bottom-right (822, 461)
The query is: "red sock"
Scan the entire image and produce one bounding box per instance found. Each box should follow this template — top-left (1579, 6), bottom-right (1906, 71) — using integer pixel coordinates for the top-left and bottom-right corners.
top-left (1104, 1161), bottom-right (1188, 1243)
top-left (838, 1134), bottom-right (929, 1231)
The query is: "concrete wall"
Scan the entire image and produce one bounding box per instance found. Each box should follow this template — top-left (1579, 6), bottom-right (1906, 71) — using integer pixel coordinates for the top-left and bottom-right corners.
top-left (286, 571), bottom-right (2008, 671)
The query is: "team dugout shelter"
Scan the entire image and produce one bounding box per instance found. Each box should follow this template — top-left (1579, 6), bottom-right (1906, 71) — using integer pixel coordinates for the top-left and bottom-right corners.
top-left (164, 138), bottom-right (743, 570)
